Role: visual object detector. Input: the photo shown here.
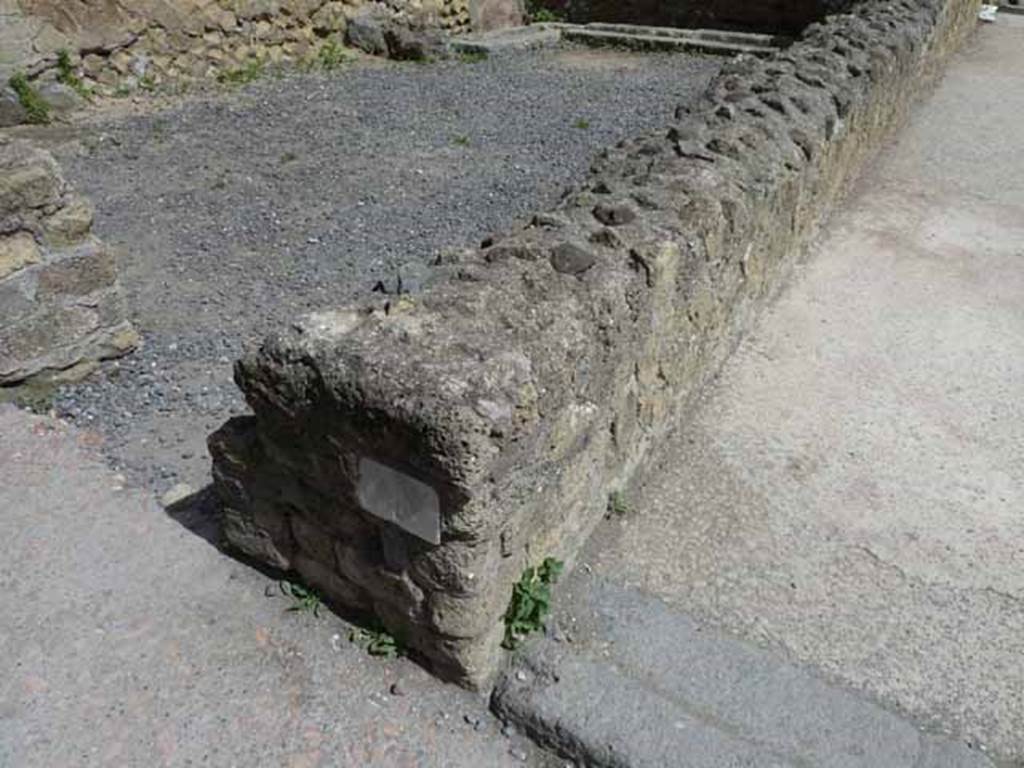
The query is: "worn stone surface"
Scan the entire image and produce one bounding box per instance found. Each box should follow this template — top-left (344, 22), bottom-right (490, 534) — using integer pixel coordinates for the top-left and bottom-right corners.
top-left (346, 10), bottom-right (390, 55)
top-left (347, 8), bottom-right (452, 59)
top-left (0, 137), bottom-right (137, 385)
top-left (470, 0), bottom-right (524, 31)
top-left (210, 0), bottom-right (981, 686)
top-left (492, 573), bottom-right (996, 768)
top-left (0, 85), bottom-right (29, 128)
top-left (0, 232), bottom-right (41, 280)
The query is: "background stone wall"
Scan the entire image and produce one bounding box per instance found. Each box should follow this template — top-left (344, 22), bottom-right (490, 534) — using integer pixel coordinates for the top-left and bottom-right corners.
top-left (0, 137), bottom-right (137, 385)
top-left (537, 0), bottom-right (854, 34)
top-left (209, 0), bottom-right (981, 688)
top-left (1, 0), bottom-right (482, 102)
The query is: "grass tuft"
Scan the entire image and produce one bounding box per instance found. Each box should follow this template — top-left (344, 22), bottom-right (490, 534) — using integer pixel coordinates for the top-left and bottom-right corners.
top-left (350, 621), bottom-right (405, 658)
top-left (269, 579), bottom-right (323, 616)
top-left (217, 59), bottom-right (265, 86)
top-left (317, 39), bottom-right (352, 71)
top-left (607, 489), bottom-right (630, 518)
top-left (8, 72), bottom-right (50, 124)
top-left (56, 49), bottom-right (93, 99)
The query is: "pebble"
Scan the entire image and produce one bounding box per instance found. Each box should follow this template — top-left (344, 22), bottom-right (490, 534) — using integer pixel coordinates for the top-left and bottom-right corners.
top-left (509, 748), bottom-right (528, 762)
top-left (159, 482), bottom-right (194, 508)
top-left (389, 682), bottom-right (405, 696)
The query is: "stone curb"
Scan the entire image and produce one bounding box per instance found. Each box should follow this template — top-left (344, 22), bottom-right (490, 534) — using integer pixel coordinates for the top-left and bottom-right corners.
top-left (491, 575), bottom-right (996, 768)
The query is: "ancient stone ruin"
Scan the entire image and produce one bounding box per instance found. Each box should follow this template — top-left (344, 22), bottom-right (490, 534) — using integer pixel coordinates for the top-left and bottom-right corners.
top-left (0, 137), bottom-right (137, 385)
top-left (206, 0), bottom-right (981, 686)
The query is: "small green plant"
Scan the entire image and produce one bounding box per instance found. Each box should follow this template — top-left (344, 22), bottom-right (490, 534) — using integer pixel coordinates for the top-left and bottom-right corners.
top-left (452, 134), bottom-right (470, 147)
top-left (138, 75), bottom-right (157, 92)
top-left (503, 557), bottom-right (564, 649)
top-left (8, 72), bottom-right (50, 124)
top-left (113, 82), bottom-right (133, 98)
top-left (317, 39), bottom-right (351, 71)
top-left (279, 150), bottom-right (299, 164)
top-left (573, 117), bottom-right (590, 130)
top-left (607, 489), bottom-right (630, 518)
top-left (457, 50), bottom-right (488, 64)
top-left (350, 621), bottom-right (404, 658)
top-left (56, 49), bottom-right (75, 81)
top-left (217, 59), bottom-right (265, 86)
top-left (530, 8), bottom-right (564, 22)
top-left (526, 0), bottom-right (566, 23)
top-left (276, 579), bottom-right (323, 616)
top-left (55, 49), bottom-right (92, 99)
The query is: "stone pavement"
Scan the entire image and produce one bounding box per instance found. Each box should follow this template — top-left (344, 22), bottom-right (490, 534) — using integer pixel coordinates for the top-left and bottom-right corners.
top-left (494, 574), bottom-right (996, 768)
top-left (0, 406), bottom-right (552, 767)
top-left (500, 13), bottom-right (1023, 768)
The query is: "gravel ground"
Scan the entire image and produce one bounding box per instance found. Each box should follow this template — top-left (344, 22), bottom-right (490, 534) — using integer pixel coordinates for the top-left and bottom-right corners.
top-left (38, 46), bottom-right (719, 496)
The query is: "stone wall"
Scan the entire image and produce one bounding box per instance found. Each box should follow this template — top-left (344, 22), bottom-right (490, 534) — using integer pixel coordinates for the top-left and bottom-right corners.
top-left (0, 137), bottom-right (137, 385)
top-left (1, 0), bottom-right (514, 105)
top-left (209, 0), bottom-right (980, 688)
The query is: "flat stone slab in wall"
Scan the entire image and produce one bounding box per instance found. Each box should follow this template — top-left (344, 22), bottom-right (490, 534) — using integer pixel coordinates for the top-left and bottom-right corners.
top-left (210, 0), bottom-right (981, 687)
top-left (0, 137), bottom-right (137, 384)
top-left (470, 0), bottom-right (525, 31)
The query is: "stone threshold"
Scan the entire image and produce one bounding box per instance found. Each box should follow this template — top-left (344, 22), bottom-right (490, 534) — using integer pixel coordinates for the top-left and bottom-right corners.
top-left (451, 21), bottom-right (788, 57)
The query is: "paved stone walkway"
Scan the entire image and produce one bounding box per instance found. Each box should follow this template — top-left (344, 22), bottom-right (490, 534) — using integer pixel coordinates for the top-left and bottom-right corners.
top-left (570, 13), bottom-right (1024, 766)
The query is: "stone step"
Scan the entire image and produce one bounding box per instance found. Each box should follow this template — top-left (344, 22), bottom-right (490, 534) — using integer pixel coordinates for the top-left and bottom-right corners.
top-left (450, 24), bottom-right (562, 53)
top-left (492, 574), bottom-right (994, 768)
top-left (451, 22), bottom-right (782, 57)
top-left (560, 27), bottom-right (778, 57)
top-left (582, 22), bottom-right (788, 48)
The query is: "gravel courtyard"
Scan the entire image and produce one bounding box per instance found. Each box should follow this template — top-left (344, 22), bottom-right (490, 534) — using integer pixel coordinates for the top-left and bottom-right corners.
top-left (31, 47), bottom-right (720, 494)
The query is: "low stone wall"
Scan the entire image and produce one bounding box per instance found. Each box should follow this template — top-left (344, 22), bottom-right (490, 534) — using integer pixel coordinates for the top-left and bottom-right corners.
top-left (209, 0), bottom-right (979, 687)
top-left (0, 137), bottom-right (138, 385)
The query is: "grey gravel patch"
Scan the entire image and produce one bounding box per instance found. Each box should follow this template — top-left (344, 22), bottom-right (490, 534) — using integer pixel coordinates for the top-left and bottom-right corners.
top-left (46, 47), bottom-right (720, 492)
